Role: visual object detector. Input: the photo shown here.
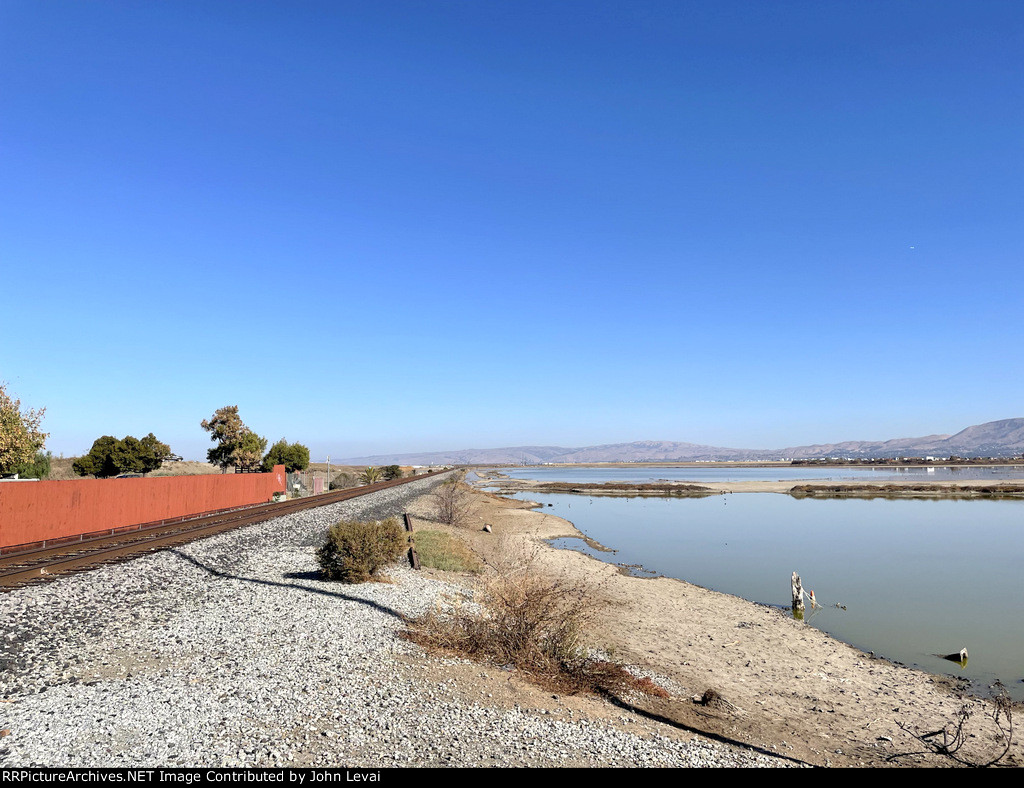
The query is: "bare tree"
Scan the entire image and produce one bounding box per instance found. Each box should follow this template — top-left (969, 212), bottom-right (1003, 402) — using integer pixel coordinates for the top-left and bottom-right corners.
top-left (433, 475), bottom-right (472, 526)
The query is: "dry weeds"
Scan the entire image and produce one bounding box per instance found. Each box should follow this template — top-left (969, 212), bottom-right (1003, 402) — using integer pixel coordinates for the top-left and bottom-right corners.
top-left (405, 546), bottom-right (664, 697)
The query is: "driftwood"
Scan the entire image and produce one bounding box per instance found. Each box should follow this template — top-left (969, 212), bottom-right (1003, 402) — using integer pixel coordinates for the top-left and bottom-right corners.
top-left (791, 572), bottom-right (805, 619)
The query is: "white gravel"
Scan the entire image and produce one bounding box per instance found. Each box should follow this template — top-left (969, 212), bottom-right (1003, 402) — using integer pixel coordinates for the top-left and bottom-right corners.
top-left (0, 474), bottom-right (792, 768)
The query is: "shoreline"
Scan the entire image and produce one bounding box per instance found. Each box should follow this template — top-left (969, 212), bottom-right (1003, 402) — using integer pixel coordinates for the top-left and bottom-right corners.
top-left (440, 481), bottom-right (1023, 767)
top-left (480, 474), bottom-right (1024, 499)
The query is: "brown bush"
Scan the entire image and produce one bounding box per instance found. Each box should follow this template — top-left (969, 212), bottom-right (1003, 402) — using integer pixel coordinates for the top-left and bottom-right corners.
top-left (406, 552), bottom-right (658, 695)
top-left (432, 476), bottom-right (472, 526)
top-left (316, 518), bottom-right (407, 583)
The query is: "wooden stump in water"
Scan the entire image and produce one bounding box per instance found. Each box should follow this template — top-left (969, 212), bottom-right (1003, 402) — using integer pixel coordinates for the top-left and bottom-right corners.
top-left (792, 571), bottom-right (805, 620)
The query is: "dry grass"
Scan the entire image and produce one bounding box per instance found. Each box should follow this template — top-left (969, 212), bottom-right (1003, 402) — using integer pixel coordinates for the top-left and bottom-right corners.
top-left (149, 461), bottom-right (222, 477)
top-left (47, 456), bottom-right (79, 480)
top-left (413, 530), bottom-right (483, 574)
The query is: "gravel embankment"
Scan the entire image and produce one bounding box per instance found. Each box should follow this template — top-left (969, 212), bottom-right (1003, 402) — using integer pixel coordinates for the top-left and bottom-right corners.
top-left (0, 474), bottom-right (791, 768)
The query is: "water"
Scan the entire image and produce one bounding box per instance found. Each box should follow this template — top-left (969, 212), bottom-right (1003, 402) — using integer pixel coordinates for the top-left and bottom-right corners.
top-left (500, 464), bottom-right (1024, 484)
top-left (506, 488), bottom-right (1024, 699)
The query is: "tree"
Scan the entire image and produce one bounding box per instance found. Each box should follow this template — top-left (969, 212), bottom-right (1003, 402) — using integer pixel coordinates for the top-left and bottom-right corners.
top-left (138, 433), bottom-right (172, 473)
top-left (262, 439), bottom-right (310, 473)
top-left (73, 434), bottom-right (173, 478)
top-left (234, 431), bottom-right (268, 471)
top-left (73, 436), bottom-right (120, 477)
top-left (382, 464), bottom-right (403, 480)
top-left (113, 436), bottom-right (145, 474)
top-left (201, 406), bottom-right (266, 471)
top-left (12, 450), bottom-right (52, 480)
top-left (201, 406), bottom-right (246, 470)
top-left (0, 384), bottom-right (48, 476)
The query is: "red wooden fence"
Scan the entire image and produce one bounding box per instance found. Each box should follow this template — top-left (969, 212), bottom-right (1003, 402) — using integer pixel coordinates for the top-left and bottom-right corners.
top-left (0, 466), bottom-right (286, 551)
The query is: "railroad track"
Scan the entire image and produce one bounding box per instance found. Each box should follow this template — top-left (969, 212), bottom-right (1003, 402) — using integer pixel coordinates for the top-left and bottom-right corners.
top-left (0, 473), bottom-right (440, 591)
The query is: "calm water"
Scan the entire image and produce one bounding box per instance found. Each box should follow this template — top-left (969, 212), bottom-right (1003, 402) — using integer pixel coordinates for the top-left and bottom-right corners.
top-left (500, 464), bottom-right (1024, 484)
top-left (506, 489), bottom-right (1024, 699)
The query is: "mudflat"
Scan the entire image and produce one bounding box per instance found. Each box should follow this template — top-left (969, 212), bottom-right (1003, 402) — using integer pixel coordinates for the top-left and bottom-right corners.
top-left (406, 485), bottom-right (1022, 768)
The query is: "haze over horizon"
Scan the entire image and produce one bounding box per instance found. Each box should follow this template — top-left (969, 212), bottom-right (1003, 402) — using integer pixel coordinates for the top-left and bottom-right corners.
top-left (3, 2), bottom-right (1021, 462)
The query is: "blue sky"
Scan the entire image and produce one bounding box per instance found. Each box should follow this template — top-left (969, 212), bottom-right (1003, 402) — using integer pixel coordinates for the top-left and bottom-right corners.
top-left (2, 1), bottom-right (1022, 461)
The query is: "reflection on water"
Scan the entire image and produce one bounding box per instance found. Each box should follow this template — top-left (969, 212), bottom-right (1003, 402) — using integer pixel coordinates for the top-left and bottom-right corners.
top-left (512, 490), bottom-right (1024, 699)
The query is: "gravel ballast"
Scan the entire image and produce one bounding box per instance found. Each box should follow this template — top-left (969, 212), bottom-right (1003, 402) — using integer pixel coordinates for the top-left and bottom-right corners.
top-left (0, 474), bottom-right (791, 768)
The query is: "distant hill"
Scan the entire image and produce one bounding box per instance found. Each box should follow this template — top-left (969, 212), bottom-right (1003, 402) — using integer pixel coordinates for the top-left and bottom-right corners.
top-left (340, 418), bottom-right (1024, 465)
top-left (779, 418), bottom-right (1024, 459)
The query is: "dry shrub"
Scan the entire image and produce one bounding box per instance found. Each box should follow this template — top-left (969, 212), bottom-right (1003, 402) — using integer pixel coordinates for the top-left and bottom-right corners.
top-left (891, 690), bottom-right (1015, 767)
top-left (316, 518), bottom-right (407, 583)
top-left (406, 550), bottom-right (660, 696)
top-left (432, 475), bottom-right (472, 526)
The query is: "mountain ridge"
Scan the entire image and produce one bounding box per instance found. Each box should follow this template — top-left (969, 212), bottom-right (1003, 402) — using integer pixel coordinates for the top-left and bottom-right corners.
top-left (340, 418), bottom-right (1024, 465)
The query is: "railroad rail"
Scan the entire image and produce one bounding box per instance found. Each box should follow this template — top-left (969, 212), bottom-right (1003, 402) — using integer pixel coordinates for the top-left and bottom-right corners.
top-left (0, 472), bottom-right (441, 591)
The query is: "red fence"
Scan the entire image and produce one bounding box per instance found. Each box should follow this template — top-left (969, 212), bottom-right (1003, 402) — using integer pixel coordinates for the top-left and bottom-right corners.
top-left (0, 466), bottom-right (286, 551)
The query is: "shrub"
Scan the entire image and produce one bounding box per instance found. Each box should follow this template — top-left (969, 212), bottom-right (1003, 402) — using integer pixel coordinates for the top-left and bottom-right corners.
top-left (406, 551), bottom-right (642, 693)
top-left (12, 450), bottom-right (51, 479)
top-left (316, 518), bottom-right (407, 583)
top-left (330, 472), bottom-right (358, 490)
top-left (359, 466), bottom-right (383, 485)
top-left (433, 475), bottom-right (472, 526)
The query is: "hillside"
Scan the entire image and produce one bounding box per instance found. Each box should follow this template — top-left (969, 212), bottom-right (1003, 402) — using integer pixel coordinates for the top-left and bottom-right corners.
top-left (340, 418), bottom-right (1024, 465)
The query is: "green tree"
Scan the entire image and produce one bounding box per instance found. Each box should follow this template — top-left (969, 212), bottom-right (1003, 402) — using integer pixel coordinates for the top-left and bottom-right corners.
top-left (201, 406), bottom-right (246, 470)
top-left (138, 433), bottom-right (172, 473)
top-left (73, 434), bottom-right (173, 478)
top-left (234, 431), bottom-right (268, 471)
top-left (201, 406), bottom-right (266, 471)
top-left (113, 436), bottom-right (145, 474)
top-left (382, 464), bottom-right (403, 480)
top-left (73, 436), bottom-right (121, 477)
top-left (262, 439), bottom-right (310, 473)
top-left (0, 383), bottom-right (48, 476)
top-left (12, 450), bottom-right (52, 479)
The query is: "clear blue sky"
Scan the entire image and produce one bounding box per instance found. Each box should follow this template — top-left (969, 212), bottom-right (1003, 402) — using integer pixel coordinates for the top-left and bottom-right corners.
top-left (2, 1), bottom-right (1022, 461)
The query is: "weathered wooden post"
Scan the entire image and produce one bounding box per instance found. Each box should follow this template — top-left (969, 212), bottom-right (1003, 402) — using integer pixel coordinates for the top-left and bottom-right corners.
top-left (403, 512), bottom-right (420, 570)
top-left (791, 571), bottom-right (805, 620)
